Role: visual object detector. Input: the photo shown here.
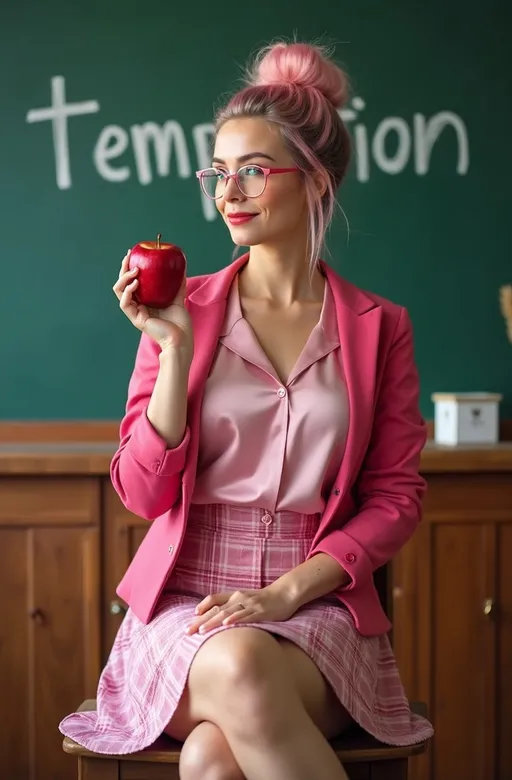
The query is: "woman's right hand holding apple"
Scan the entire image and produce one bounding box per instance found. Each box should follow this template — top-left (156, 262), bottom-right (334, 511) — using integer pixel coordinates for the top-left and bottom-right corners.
top-left (113, 250), bottom-right (193, 366)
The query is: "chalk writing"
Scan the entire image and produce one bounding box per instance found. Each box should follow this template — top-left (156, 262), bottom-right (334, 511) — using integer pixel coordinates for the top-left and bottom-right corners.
top-left (26, 76), bottom-right (470, 222)
top-left (341, 97), bottom-right (469, 181)
top-left (26, 76), bottom-right (100, 190)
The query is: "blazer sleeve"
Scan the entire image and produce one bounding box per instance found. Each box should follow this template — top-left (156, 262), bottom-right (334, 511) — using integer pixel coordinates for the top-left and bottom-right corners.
top-left (310, 306), bottom-right (427, 590)
top-left (110, 333), bottom-right (190, 520)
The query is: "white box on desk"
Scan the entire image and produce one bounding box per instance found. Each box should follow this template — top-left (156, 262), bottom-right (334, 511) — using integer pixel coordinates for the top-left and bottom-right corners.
top-left (431, 392), bottom-right (503, 445)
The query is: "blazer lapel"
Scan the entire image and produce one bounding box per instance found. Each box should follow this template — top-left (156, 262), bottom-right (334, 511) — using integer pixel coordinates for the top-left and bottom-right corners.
top-left (335, 305), bottom-right (382, 500)
top-left (321, 264), bottom-right (383, 507)
top-left (183, 254), bottom-right (249, 482)
top-left (183, 300), bottom-right (227, 482)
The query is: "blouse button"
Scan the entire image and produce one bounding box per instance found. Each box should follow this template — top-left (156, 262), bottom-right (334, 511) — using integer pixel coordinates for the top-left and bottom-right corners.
top-left (261, 513), bottom-right (273, 525)
top-left (277, 387), bottom-right (286, 398)
top-left (344, 553), bottom-right (356, 564)
top-left (168, 545), bottom-right (174, 555)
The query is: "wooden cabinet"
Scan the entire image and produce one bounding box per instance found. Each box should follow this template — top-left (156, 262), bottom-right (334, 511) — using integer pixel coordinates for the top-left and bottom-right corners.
top-left (0, 439), bottom-right (511, 780)
top-left (102, 482), bottom-right (147, 659)
top-left (393, 465), bottom-right (512, 780)
top-left (0, 476), bottom-right (101, 780)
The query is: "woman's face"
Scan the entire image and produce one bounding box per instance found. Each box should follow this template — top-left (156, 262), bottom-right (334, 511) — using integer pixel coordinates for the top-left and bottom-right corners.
top-left (212, 117), bottom-right (308, 248)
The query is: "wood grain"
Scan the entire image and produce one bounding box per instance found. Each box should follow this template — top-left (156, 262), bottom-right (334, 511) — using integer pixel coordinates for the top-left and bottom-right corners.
top-left (0, 438), bottom-right (512, 475)
top-left (4, 418), bottom-right (512, 443)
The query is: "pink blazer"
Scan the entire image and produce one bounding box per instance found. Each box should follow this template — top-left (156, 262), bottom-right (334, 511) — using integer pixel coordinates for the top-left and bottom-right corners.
top-left (112, 254), bottom-right (427, 637)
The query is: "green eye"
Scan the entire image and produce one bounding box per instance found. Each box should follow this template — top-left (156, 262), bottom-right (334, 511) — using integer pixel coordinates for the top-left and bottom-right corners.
top-left (244, 166), bottom-right (264, 176)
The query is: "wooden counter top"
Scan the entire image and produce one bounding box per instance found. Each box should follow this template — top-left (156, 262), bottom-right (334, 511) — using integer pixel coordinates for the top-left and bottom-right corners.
top-left (421, 440), bottom-right (512, 472)
top-left (0, 441), bottom-right (117, 475)
top-left (0, 440), bottom-right (512, 475)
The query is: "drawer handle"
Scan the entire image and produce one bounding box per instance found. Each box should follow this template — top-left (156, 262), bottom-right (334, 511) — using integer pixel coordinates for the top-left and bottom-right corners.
top-left (110, 600), bottom-right (128, 617)
top-left (483, 597), bottom-right (494, 617)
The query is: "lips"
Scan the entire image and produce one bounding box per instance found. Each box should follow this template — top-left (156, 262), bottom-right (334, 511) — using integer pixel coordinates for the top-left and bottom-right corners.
top-left (227, 213), bottom-right (258, 225)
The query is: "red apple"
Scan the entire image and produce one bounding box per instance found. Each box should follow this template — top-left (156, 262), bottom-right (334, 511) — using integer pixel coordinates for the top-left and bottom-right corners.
top-left (128, 233), bottom-right (186, 309)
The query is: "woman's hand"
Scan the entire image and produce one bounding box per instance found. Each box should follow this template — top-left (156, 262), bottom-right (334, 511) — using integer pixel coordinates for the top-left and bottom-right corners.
top-left (185, 585), bottom-right (299, 636)
top-left (112, 249), bottom-right (194, 361)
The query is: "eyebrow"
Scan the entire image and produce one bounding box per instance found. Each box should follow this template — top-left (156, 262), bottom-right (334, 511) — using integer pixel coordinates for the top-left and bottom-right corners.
top-left (211, 152), bottom-right (277, 165)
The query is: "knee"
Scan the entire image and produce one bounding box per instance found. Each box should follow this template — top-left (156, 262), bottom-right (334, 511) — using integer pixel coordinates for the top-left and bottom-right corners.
top-left (201, 629), bottom-right (281, 699)
top-left (192, 629), bottom-right (293, 731)
top-left (179, 722), bottom-right (243, 780)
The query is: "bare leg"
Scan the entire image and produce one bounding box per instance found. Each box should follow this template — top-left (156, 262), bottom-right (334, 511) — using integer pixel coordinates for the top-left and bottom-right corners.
top-left (165, 628), bottom-right (350, 780)
top-left (179, 721), bottom-right (244, 780)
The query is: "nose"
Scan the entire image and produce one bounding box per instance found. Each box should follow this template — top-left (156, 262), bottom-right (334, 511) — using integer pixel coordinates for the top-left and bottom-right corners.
top-left (223, 174), bottom-right (245, 202)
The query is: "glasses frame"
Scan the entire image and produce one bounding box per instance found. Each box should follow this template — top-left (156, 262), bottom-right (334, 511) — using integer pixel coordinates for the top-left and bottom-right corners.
top-left (195, 164), bottom-right (300, 200)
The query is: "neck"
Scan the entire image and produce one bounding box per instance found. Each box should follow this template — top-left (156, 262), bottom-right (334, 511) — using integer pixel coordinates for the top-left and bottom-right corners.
top-left (239, 242), bottom-right (325, 307)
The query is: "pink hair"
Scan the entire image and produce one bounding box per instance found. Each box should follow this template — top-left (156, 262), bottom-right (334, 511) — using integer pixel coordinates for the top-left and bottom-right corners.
top-left (215, 41), bottom-right (351, 272)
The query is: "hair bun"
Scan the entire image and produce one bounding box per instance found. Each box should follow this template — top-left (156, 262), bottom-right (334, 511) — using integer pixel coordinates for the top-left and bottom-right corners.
top-left (248, 41), bottom-right (349, 109)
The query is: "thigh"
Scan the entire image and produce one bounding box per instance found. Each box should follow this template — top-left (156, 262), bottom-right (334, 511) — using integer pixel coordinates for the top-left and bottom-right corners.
top-left (164, 627), bottom-right (281, 740)
top-left (277, 637), bottom-right (353, 739)
top-left (164, 627), bottom-right (351, 741)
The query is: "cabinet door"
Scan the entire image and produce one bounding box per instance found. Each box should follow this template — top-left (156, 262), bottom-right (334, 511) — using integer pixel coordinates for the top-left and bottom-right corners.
top-left (428, 518), bottom-right (495, 780)
top-left (102, 480), bottom-right (150, 659)
top-left (391, 532), bottom-right (420, 698)
top-left (392, 522), bottom-right (430, 780)
top-left (497, 520), bottom-right (512, 780)
top-left (0, 477), bottom-right (100, 780)
top-left (394, 473), bottom-right (510, 780)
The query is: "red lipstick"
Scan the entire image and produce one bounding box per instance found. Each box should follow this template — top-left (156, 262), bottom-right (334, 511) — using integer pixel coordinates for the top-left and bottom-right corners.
top-left (227, 212), bottom-right (258, 225)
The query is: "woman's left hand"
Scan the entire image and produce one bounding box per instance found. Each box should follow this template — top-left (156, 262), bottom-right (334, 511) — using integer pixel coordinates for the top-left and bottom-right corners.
top-left (185, 584), bottom-right (298, 636)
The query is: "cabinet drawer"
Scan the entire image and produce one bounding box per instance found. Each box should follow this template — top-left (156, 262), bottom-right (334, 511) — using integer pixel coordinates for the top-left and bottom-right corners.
top-left (0, 477), bottom-right (100, 526)
top-left (425, 473), bottom-right (512, 517)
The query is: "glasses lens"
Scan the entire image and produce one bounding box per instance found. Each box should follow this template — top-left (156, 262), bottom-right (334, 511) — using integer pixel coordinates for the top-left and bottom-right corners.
top-left (200, 169), bottom-right (224, 199)
top-left (238, 165), bottom-right (266, 197)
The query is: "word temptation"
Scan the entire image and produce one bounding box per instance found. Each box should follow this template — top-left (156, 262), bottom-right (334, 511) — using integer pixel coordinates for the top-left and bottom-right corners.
top-left (26, 76), bottom-right (470, 222)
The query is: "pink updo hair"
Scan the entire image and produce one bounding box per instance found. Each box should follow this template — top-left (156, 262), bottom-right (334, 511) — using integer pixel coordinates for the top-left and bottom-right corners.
top-left (215, 40), bottom-right (351, 270)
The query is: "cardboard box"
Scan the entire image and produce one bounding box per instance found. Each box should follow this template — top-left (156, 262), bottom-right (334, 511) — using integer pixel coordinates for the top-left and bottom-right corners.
top-left (431, 392), bottom-right (503, 445)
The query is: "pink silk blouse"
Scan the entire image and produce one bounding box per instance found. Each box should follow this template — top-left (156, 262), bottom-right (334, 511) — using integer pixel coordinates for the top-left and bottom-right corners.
top-left (191, 274), bottom-right (350, 515)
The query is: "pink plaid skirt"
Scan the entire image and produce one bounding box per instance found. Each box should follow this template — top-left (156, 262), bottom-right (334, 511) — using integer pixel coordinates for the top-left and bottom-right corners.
top-left (59, 503), bottom-right (433, 754)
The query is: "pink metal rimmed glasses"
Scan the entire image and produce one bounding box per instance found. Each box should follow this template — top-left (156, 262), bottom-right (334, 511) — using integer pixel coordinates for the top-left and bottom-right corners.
top-left (195, 164), bottom-right (299, 200)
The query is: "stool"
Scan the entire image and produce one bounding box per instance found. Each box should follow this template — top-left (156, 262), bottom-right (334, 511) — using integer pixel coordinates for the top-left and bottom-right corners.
top-left (63, 699), bottom-right (429, 779)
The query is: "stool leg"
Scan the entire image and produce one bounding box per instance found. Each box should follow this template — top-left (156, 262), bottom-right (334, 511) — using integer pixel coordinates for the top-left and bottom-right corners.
top-left (78, 756), bottom-right (120, 779)
top-left (346, 761), bottom-right (371, 779)
top-left (369, 758), bottom-right (408, 779)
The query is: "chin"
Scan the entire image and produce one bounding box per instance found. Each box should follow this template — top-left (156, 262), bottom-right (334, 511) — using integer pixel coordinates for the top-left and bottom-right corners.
top-left (227, 226), bottom-right (264, 246)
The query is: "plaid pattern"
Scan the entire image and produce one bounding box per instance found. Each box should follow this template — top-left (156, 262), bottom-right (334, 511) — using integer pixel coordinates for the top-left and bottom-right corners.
top-left (59, 503), bottom-right (433, 754)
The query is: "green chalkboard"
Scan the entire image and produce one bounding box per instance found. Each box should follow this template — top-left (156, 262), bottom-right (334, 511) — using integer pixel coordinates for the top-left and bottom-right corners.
top-left (1, 0), bottom-right (511, 420)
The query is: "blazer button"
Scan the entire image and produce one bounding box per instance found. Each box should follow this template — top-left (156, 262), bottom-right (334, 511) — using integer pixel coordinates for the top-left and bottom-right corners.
top-left (168, 545), bottom-right (174, 555)
top-left (333, 488), bottom-right (340, 496)
top-left (154, 460), bottom-right (161, 469)
top-left (344, 552), bottom-right (356, 563)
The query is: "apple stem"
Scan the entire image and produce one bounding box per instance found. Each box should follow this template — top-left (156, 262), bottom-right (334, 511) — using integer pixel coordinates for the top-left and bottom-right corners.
top-left (156, 233), bottom-right (162, 249)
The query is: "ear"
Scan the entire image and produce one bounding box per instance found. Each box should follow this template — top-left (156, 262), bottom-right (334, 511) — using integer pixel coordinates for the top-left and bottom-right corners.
top-left (311, 169), bottom-right (328, 198)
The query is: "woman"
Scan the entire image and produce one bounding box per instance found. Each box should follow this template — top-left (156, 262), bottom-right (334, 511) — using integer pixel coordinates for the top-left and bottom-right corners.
top-left (60, 40), bottom-right (433, 780)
